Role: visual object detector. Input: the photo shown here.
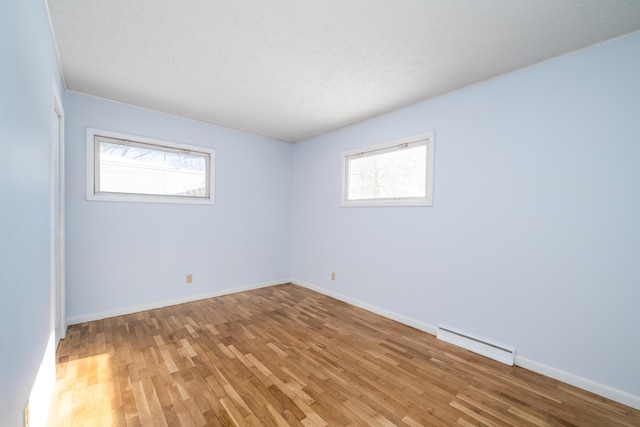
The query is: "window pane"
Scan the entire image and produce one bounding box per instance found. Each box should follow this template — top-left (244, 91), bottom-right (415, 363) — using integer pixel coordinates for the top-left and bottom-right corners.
top-left (98, 141), bottom-right (208, 197)
top-left (347, 144), bottom-right (426, 201)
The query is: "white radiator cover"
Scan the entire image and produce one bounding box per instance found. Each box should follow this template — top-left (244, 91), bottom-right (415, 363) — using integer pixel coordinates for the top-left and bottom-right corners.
top-left (437, 325), bottom-right (515, 366)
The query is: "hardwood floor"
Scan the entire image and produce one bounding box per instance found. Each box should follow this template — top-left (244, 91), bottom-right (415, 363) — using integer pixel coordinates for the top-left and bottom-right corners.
top-left (48, 284), bottom-right (640, 426)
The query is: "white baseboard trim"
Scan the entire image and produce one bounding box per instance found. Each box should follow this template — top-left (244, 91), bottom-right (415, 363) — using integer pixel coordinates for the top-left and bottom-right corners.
top-left (67, 279), bottom-right (289, 325)
top-left (292, 279), bottom-right (437, 336)
top-left (292, 278), bottom-right (640, 411)
top-left (515, 356), bottom-right (640, 410)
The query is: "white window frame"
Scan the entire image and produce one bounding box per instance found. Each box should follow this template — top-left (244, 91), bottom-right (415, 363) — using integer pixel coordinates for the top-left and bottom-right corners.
top-left (86, 128), bottom-right (215, 205)
top-left (340, 131), bottom-right (435, 207)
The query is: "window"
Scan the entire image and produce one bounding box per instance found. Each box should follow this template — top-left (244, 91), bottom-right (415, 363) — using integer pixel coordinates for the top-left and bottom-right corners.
top-left (87, 128), bottom-right (215, 204)
top-left (341, 131), bottom-right (434, 207)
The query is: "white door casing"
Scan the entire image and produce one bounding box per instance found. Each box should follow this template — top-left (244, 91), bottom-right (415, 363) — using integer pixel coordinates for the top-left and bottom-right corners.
top-left (50, 89), bottom-right (66, 344)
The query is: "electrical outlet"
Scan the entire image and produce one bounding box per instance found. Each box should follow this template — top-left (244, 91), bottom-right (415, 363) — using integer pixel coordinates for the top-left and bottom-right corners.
top-left (331, 272), bottom-right (336, 281)
top-left (186, 274), bottom-right (193, 284)
top-left (24, 402), bottom-right (29, 427)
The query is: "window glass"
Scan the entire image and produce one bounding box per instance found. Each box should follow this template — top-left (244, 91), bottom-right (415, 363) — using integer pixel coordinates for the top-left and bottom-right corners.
top-left (347, 143), bottom-right (427, 201)
top-left (97, 138), bottom-right (208, 197)
top-left (341, 132), bottom-right (434, 207)
top-left (87, 129), bottom-right (214, 204)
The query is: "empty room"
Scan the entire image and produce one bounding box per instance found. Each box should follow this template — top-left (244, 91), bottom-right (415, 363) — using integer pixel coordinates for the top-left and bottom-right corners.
top-left (2, 0), bottom-right (640, 426)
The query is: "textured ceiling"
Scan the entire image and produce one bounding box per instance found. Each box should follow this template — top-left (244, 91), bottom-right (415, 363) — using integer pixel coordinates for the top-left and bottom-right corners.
top-left (47, 0), bottom-right (640, 143)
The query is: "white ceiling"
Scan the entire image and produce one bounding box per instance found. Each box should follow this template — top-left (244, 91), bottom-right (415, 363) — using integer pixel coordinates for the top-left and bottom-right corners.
top-left (47, 0), bottom-right (640, 143)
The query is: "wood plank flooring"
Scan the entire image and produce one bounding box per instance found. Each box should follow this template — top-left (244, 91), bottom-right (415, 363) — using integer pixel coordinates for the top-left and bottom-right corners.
top-left (47, 283), bottom-right (640, 426)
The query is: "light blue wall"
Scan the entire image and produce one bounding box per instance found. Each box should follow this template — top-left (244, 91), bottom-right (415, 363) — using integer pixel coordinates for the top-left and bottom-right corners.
top-left (64, 92), bottom-right (292, 320)
top-left (2, 2), bottom-right (639, 419)
top-left (291, 33), bottom-right (640, 397)
top-left (0, 1), bottom-right (64, 425)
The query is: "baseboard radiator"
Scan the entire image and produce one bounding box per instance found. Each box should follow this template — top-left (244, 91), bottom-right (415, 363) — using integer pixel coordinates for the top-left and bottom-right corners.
top-left (437, 325), bottom-right (515, 366)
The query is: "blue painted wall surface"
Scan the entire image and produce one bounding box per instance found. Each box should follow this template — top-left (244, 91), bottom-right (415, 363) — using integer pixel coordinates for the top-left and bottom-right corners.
top-left (64, 92), bottom-right (293, 320)
top-left (0, 1), bottom-right (64, 425)
top-left (291, 33), bottom-right (640, 397)
top-left (2, 2), bottom-right (639, 419)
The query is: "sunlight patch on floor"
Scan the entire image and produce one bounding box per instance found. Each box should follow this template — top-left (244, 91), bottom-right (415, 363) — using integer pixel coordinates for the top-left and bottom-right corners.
top-left (48, 352), bottom-right (115, 427)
